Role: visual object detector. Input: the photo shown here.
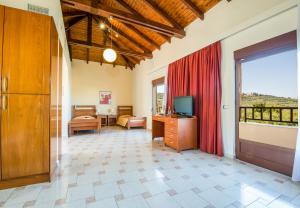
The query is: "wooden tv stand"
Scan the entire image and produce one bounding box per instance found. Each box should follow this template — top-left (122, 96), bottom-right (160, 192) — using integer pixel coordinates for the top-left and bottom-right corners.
top-left (152, 115), bottom-right (197, 152)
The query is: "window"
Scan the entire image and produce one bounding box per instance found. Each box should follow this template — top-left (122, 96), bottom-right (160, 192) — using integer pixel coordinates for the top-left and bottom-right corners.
top-left (152, 77), bottom-right (165, 115)
top-left (240, 48), bottom-right (298, 126)
top-left (235, 30), bottom-right (298, 126)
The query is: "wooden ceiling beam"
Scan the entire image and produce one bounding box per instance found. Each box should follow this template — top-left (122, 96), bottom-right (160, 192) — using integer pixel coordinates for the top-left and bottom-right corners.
top-left (100, 21), bottom-right (140, 64)
top-left (103, 30), bottom-right (135, 70)
top-left (86, 14), bottom-right (92, 64)
top-left (127, 56), bottom-right (140, 65)
top-left (115, 0), bottom-right (139, 16)
top-left (63, 11), bottom-right (86, 18)
top-left (65, 15), bottom-right (87, 31)
top-left (121, 22), bottom-right (160, 50)
top-left (61, 0), bottom-right (185, 38)
top-left (110, 35), bottom-right (143, 64)
top-left (143, 0), bottom-right (182, 30)
top-left (68, 39), bottom-right (152, 59)
top-left (101, 17), bottom-right (151, 53)
top-left (180, 0), bottom-right (204, 20)
top-left (115, 0), bottom-right (171, 43)
top-left (94, 16), bottom-right (147, 56)
top-left (107, 31), bottom-right (142, 65)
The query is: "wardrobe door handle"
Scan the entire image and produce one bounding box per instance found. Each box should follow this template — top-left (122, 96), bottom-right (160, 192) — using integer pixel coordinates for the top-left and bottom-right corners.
top-left (2, 76), bottom-right (7, 93)
top-left (2, 95), bottom-right (7, 110)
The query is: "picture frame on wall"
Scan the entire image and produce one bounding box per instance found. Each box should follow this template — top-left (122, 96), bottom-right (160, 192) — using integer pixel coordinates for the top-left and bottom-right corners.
top-left (99, 91), bottom-right (112, 105)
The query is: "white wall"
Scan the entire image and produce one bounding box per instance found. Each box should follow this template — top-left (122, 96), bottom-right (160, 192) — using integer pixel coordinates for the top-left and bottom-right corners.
top-left (0, 0), bottom-right (72, 138)
top-left (239, 123), bottom-right (297, 149)
top-left (133, 0), bottom-right (299, 157)
top-left (62, 56), bottom-right (72, 138)
top-left (71, 60), bottom-right (133, 115)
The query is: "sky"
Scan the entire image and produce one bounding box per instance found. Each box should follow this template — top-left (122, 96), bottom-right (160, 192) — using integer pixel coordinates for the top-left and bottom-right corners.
top-left (157, 84), bottom-right (165, 93)
top-left (242, 49), bottom-right (298, 98)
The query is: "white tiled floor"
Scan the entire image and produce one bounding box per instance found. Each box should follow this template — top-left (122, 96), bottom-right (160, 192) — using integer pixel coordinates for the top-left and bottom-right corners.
top-left (1, 127), bottom-right (300, 208)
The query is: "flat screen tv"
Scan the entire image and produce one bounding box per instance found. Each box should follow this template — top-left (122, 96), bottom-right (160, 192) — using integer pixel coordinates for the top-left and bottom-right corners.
top-left (174, 96), bottom-right (193, 117)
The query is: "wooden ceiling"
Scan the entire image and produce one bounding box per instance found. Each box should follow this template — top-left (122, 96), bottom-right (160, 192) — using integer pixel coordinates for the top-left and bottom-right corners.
top-left (61, 0), bottom-right (223, 69)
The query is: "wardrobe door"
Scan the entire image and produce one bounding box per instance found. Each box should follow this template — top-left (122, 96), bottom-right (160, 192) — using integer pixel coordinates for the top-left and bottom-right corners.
top-left (0, 5), bottom-right (4, 180)
top-left (1, 94), bottom-right (50, 179)
top-left (2, 7), bottom-right (51, 95)
top-left (0, 5), bottom-right (4, 76)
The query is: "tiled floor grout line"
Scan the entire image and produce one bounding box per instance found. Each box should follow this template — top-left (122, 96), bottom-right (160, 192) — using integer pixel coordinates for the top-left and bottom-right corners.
top-left (1, 127), bottom-right (300, 208)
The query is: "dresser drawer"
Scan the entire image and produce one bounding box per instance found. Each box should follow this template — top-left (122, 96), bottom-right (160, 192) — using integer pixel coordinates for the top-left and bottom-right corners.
top-left (165, 130), bottom-right (177, 139)
top-left (165, 124), bottom-right (177, 133)
top-left (153, 116), bottom-right (165, 122)
top-left (165, 136), bottom-right (177, 149)
top-left (167, 118), bottom-right (178, 126)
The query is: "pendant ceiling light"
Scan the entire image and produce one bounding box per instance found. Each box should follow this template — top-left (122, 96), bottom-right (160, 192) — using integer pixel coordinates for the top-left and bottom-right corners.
top-left (103, 16), bottom-right (117, 63)
top-left (103, 48), bottom-right (117, 63)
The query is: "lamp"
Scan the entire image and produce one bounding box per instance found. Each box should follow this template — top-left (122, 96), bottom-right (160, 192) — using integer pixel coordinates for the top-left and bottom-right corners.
top-left (102, 16), bottom-right (117, 63)
top-left (99, 22), bottom-right (105, 30)
top-left (103, 48), bottom-right (117, 63)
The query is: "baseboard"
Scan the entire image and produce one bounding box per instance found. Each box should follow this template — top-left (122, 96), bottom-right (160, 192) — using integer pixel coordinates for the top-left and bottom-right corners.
top-left (0, 173), bottom-right (50, 190)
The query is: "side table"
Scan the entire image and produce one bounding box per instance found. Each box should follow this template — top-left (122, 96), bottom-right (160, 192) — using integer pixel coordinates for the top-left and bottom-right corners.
top-left (97, 114), bottom-right (108, 126)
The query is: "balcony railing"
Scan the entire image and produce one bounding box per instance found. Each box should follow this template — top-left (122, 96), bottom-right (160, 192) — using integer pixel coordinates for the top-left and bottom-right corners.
top-left (239, 106), bottom-right (298, 125)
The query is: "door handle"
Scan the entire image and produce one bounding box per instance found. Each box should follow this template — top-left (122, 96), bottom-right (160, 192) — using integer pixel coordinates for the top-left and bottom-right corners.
top-left (2, 95), bottom-right (7, 110)
top-left (2, 76), bottom-right (7, 93)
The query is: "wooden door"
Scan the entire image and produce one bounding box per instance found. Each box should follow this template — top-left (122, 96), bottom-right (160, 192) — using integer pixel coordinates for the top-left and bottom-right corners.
top-left (1, 94), bottom-right (50, 179)
top-left (2, 7), bottom-right (51, 95)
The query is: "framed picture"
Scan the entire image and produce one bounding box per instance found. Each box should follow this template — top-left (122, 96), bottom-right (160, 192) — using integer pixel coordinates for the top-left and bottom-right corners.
top-left (99, 91), bottom-right (112, 105)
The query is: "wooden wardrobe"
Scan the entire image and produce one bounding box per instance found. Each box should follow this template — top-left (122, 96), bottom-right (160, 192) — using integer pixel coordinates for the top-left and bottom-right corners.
top-left (0, 5), bottom-right (62, 189)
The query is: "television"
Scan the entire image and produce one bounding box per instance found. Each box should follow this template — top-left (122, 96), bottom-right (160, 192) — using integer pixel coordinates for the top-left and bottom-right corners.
top-left (174, 96), bottom-right (193, 117)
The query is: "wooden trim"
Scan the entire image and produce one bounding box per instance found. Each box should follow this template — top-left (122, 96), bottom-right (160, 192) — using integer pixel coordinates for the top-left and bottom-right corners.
top-left (63, 11), bottom-right (86, 18)
top-left (72, 105), bottom-right (97, 118)
top-left (68, 39), bottom-right (152, 59)
top-left (143, 0), bottom-right (183, 29)
top-left (180, 0), bottom-right (204, 20)
top-left (117, 105), bottom-right (133, 120)
top-left (235, 61), bottom-right (241, 158)
top-left (115, 0), bottom-right (171, 43)
top-left (234, 30), bottom-right (297, 62)
top-left (152, 77), bottom-right (165, 86)
top-left (99, 16), bottom-right (151, 53)
top-left (0, 173), bottom-right (50, 190)
top-left (65, 15), bottom-right (87, 31)
top-left (123, 23), bottom-right (160, 50)
top-left (86, 14), bottom-right (92, 64)
top-left (237, 139), bottom-right (295, 176)
top-left (61, 0), bottom-right (185, 38)
top-left (127, 117), bottom-right (147, 129)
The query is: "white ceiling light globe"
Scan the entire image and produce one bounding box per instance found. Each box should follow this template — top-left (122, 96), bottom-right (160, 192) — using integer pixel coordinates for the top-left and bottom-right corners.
top-left (103, 48), bottom-right (117, 63)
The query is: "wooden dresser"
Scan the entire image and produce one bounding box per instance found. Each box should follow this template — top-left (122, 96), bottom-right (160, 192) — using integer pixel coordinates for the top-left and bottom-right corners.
top-left (152, 115), bottom-right (197, 152)
top-left (0, 6), bottom-right (62, 189)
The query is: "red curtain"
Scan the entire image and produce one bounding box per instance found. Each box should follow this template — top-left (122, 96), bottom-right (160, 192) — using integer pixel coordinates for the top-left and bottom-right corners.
top-left (166, 41), bottom-right (223, 156)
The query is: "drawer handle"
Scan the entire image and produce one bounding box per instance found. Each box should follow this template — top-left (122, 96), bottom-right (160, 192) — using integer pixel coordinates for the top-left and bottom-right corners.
top-left (2, 76), bottom-right (7, 93)
top-left (2, 95), bottom-right (7, 110)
